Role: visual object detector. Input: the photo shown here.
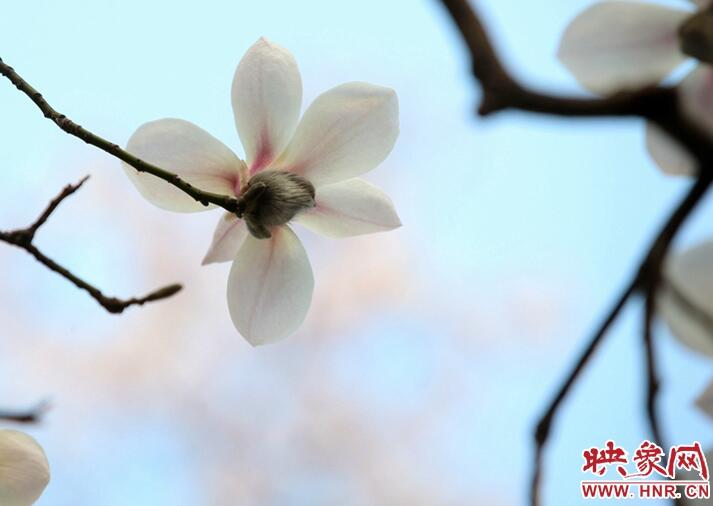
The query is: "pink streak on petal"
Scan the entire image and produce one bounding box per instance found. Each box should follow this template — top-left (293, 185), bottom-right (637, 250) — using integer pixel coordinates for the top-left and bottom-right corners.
top-left (249, 128), bottom-right (273, 175)
top-left (229, 173), bottom-right (241, 196)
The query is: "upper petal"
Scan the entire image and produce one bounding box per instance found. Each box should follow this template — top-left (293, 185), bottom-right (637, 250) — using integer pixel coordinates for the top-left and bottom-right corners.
top-left (227, 226), bottom-right (313, 345)
top-left (0, 430), bottom-right (50, 506)
top-left (659, 240), bottom-right (713, 357)
top-left (124, 119), bottom-right (241, 212)
top-left (645, 122), bottom-right (697, 176)
top-left (294, 178), bottom-right (401, 238)
top-left (202, 212), bottom-right (249, 265)
top-left (232, 38), bottom-right (302, 173)
top-left (557, 1), bottom-right (688, 94)
top-left (275, 82), bottom-right (399, 187)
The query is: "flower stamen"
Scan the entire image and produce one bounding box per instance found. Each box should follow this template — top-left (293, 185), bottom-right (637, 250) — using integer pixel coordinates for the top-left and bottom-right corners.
top-left (238, 170), bottom-right (315, 239)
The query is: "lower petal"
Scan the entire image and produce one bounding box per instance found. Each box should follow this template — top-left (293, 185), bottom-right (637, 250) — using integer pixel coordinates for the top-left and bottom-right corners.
top-left (659, 241), bottom-right (713, 357)
top-left (645, 123), bottom-right (697, 176)
top-left (202, 213), bottom-right (249, 265)
top-left (294, 178), bottom-right (401, 238)
top-left (227, 226), bottom-right (313, 345)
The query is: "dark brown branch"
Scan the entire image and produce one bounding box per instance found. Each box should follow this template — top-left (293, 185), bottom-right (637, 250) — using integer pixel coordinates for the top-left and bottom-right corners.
top-left (0, 58), bottom-right (241, 215)
top-left (0, 177), bottom-right (183, 314)
top-left (438, 0), bottom-right (713, 169)
top-left (436, 1), bottom-right (713, 504)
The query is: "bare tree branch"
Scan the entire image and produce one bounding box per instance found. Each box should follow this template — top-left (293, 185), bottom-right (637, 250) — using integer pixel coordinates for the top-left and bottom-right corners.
top-left (437, 0), bottom-right (713, 169)
top-left (0, 58), bottom-right (241, 215)
top-left (0, 177), bottom-right (183, 314)
top-left (436, 1), bottom-right (713, 504)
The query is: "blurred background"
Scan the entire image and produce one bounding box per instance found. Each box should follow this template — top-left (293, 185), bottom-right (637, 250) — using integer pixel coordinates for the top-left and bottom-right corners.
top-left (0, 0), bottom-right (711, 504)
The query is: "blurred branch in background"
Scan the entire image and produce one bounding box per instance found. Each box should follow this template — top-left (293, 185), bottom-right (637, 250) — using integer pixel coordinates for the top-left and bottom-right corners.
top-left (437, 0), bottom-right (713, 505)
top-left (0, 176), bottom-right (182, 314)
top-left (0, 401), bottom-right (49, 423)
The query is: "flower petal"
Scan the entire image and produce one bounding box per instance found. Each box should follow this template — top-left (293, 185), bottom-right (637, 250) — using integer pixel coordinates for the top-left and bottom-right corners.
top-left (659, 240), bottom-right (713, 357)
top-left (232, 38), bottom-right (302, 173)
top-left (227, 226), bottom-right (313, 345)
top-left (646, 67), bottom-right (713, 176)
top-left (276, 82), bottom-right (399, 186)
top-left (0, 430), bottom-right (50, 506)
top-left (202, 213), bottom-right (249, 265)
top-left (124, 119), bottom-right (241, 212)
top-left (645, 122), bottom-right (696, 176)
top-left (294, 178), bottom-right (401, 238)
top-left (696, 379), bottom-right (713, 420)
top-left (557, 1), bottom-right (688, 94)
top-left (681, 65), bottom-right (713, 136)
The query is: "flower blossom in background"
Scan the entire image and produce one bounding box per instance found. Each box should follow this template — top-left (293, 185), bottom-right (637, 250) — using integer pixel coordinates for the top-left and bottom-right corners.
top-left (122, 38), bottom-right (401, 345)
top-left (0, 430), bottom-right (50, 506)
top-left (558, 0), bottom-right (713, 175)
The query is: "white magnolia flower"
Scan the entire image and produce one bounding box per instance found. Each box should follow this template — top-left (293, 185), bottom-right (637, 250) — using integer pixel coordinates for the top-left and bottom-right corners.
top-left (659, 240), bottom-right (713, 357)
top-left (0, 430), bottom-right (50, 506)
top-left (558, 0), bottom-right (713, 175)
top-left (123, 38), bottom-right (401, 345)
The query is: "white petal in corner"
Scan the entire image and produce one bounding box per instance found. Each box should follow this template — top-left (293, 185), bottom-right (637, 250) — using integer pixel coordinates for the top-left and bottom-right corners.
top-left (294, 178), bottom-right (401, 238)
top-left (227, 226), bottom-right (313, 346)
top-left (232, 38), bottom-right (302, 173)
top-left (124, 119), bottom-right (241, 212)
top-left (202, 213), bottom-right (249, 265)
top-left (0, 430), bottom-right (50, 506)
top-left (696, 379), bottom-right (713, 420)
top-left (659, 241), bottom-right (713, 357)
top-left (645, 123), bottom-right (697, 176)
top-left (557, 1), bottom-right (688, 94)
top-left (277, 82), bottom-right (399, 187)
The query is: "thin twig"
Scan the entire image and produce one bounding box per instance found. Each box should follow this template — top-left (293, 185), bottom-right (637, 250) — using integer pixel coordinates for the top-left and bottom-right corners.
top-left (0, 58), bottom-right (241, 215)
top-left (0, 177), bottom-right (183, 314)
